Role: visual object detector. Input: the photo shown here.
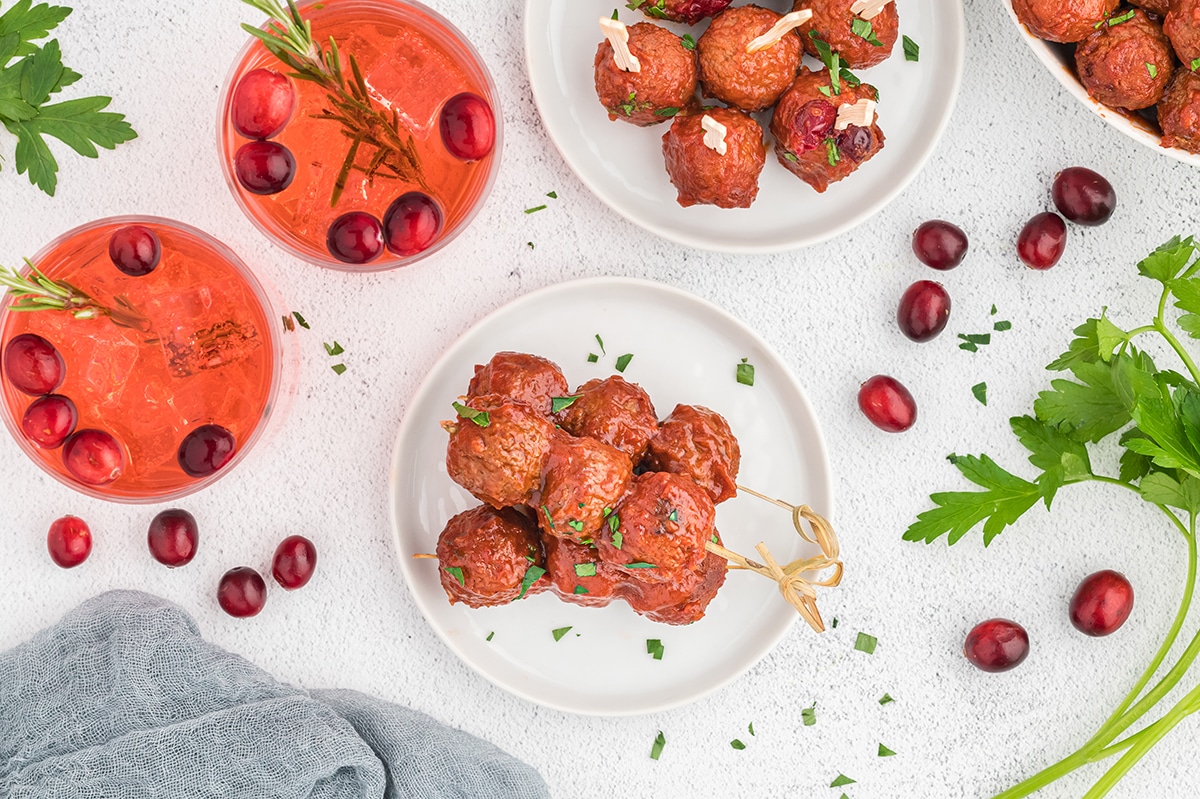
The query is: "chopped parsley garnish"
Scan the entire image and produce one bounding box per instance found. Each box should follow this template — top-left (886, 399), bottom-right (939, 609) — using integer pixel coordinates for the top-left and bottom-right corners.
top-left (324, 341), bottom-right (344, 356)
top-left (628, 0), bottom-right (667, 17)
top-left (486, 631), bottom-right (494, 641)
top-left (603, 506), bottom-right (613, 517)
top-left (574, 585), bottom-right (589, 594)
top-left (730, 739), bottom-right (746, 750)
top-left (748, 722), bottom-right (755, 736)
top-left (668, 509), bottom-right (679, 522)
top-left (958, 332), bottom-right (991, 352)
top-left (654, 107), bottom-right (680, 117)
top-left (818, 85), bottom-right (832, 97)
top-left (802, 703), bottom-right (817, 726)
top-left (587, 353), bottom-right (599, 363)
top-left (650, 731), bottom-right (666, 760)
top-left (527, 241), bottom-right (535, 249)
top-left (1107, 9), bottom-right (1136, 25)
top-left (783, 151), bottom-right (799, 162)
top-left (626, 562), bottom-right (656, 569)
top-left (831, 775), bottom-right (856, 788)
top-left (575, 563), bottom-right (597, 577)
top-left (452, 401), bottom-right (490, 427)
top-left (1192, 57), bottom-right (1200, 71)
top-left (595, 334), bottom-right (606, 354)
top-left (552, 626), bottom-right (572, 642)
top-left (1147, 62), bottom-right (1158, 78)
top-left (443, 566), bottom-right (465, 585)
top-left (737, 357), bottom-right (755, 386)
top-left (517, 563), bottom-right (546, 599)
top-left (566, 520), bottom-right (584, 533)
top-left (972, 382), bottom-right (988, 406)
top-left (808, 31), bottom-right (842, 94)
top-left (551, 395), bottom-right (580, 413)
top-left (902, 35), bottom-right (919, 61)
top-left (612, 8), bottom-right (618, 20)
top-left (541, 505), bottom-right (555, 529)
top-left (292, 311), bottom-right (310, 329)
top-left (524, 204), bottom-right (547, 214)
top-left (710, 532), bottom-right (718, 544)
top-left (855, 632), bottom-right (878, 654)
top-left (546, 190), bottom-right (558, 199)
top-left (879, 693), bottom-right (895, 705)
top-left (879, 743), bottom-right (897, 757)
top-left (832, 617), bottom-right (839, 628)
top-left (615, 353), bottom-right (634, 372)
top-left (850, 17), bottom-right (882, 46)
top-left (647, 638), bottom-right (664, 660)
top-left (994, 320), bottom-right (1012, 331)
top-left (618, 90), bottom-right (645, 117)
top-left (612, 530), bottom-right (624, 548)
top-left (682, 33), bottom-right (696, 50)
top-left (825, 136), bottom-right (841, 167)
top-left (991, 304), bottom-right (998, 315)
top-left (330, 363), bottom-right (347, 375)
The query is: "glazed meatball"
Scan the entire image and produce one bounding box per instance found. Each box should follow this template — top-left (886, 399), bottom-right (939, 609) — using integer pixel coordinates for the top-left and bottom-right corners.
top-left (436, 506), bottom-right (548, 608)
top-left (445, 394), bottom-right (556, 508)
top-left (543, 533), bottom-right (630, 608)
top-left (1130, 0), bottom-right (1168, 16)
top-left (1012, 0), bottom-right (1121, 42)
top-left (556, 376), bottom-right (659, 461)
top-left (696, 5), bottom-right (803, 112)
top-left (467, 352), bottom-right (569, 416)
top-left (596, 471), bottom-right (715, 583)
top-left (1076, 10), bottom-right (1174, 109)
top-left (1165, 0), bottom-right (1200, 67)
top-left (595, 22), bottom-right (698, 126)
top-left (630, 0), bottom-right (734, 24)
top-left (795, 0), bottom-right (899, 69)
top-left (643, 404), bottom-right (741, 504)
top-left (1160, 68), bottom-right (1200, 152)
top-left (537, 435), bottom-right (634, 543)
top-left (661, 107), bottom-right (767, 209)
top-left (625, 533), bottom-right (728, 625)
top-left (770, 67), bottom-right (884, 192)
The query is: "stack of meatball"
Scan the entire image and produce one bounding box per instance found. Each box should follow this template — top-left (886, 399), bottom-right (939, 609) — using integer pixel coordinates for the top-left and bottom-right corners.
top-left (1013, 0), bottom-right (1200, 152)
top-left (436, 352), bottom-right (741, 625)
top-left (593, 0), bottom-right (900, 208)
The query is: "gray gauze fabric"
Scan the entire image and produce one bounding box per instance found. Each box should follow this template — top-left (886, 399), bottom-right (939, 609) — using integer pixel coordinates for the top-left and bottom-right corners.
top-left (0, 590), bottom-right (550, 799)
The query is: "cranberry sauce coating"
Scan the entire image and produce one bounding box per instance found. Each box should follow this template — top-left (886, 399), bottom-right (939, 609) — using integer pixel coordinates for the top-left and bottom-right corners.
top-left (696, 5), bottom-right (803, 112)
top-left (556, 375), bottom-right (659, 461)
top-left (625, 533), bottom-right (728, 625)
top-left (1165, 0), bottom-right (1200, 68)
top-left (661, 107), bottom-right (767, 209)
top-left (538, 434), bottom-right (634, 543)
top-left (1129, 0), bottom-right (1167, 16)
top-left (795, 0), bottom-right (899, 69)
top-left (643, 404), bottom-right (741, 503)
top-left (1011, 0), bottom-right (1120, 43)
top-left (1075, 10), bottom-right (1173, 110)
top-left (467, 352), bottom-right (569, 416)
top-left (770, 67), bottom-right (884, 193)
top-left (445, 394), bottom-right (556, 508)
top-left (634, 0), bottom-right (734, 24)
top-left (1160, 69), bottom-right (1200, 152)
top-left (595, 22), bottom-right (699, 127)
top-left (436, 506), bottom-right (548, 608)
top-left (597, 471), bottom-right (716, 583)
top-left (543, 533), bottom-right (631, 608)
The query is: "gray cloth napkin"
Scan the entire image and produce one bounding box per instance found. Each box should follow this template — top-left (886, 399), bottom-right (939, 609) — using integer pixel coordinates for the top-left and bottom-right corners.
top-left (0, 590), bottom-right (550, 799)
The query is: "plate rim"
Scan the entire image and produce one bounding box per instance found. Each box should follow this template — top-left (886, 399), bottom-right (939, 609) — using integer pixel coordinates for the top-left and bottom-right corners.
top-left (387, 275), bottom-right (835, 716)
top-left (522, 0), bottom-right (968, 254)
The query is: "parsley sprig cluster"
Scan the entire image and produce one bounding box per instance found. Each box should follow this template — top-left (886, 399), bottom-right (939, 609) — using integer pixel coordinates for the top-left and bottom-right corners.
top-left (0, 0), bottom-right (136, 195)
top-left (906, 236), bottom-right (1200, 798)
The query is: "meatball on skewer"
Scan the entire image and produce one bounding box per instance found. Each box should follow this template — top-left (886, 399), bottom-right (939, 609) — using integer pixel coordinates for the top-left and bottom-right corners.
top-left (662, 107), bottom-right (767, 209)
top-left (625, 531), bottom-right (728, 625)
top-left (537, 434), bottom-right (633, 544)
top-left (556, 375), bottom-right (659, 461)
top-left (696, 6), bottom-right (809, 112)
top-left (796, 0), bottom-right (899, 69)
top-left (644, 404), bottom-right (741, 503)
top-left (1076, 9), bottom-right (1173, 110)
top-left (542, 533), bottom-right (631, 608)
top-left (1165, 0), bottom-right (1200, 69)
top-left (629, 0), bottom-right (734, 25)
top-left (595, 18), bottom-right (698, 126)
top-left (1011, 0), bottom-right (1120, 43)
top-left (467, 352), bottom-right (569, 417)
top-left (445, 394), bottom-right (557, 508)
top-left (436, 506), bottom-right (549, 608)
top-left (1160, 69), bottom-right (1200, 153)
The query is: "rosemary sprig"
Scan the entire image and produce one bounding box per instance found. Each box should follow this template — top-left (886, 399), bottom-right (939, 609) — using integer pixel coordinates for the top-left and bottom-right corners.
top-left (240, 0), bottom-right (427, 206)
top-left (1, 261), bottom-right (149, 331)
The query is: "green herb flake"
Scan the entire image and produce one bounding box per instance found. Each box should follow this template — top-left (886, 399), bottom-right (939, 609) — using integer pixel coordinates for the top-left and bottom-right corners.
top-left (612, 530), bottom-right (623, 549)
top-left (818, 85), bottom-right (832, 97)
top-left (802, 703), bottom-right (817, 726)
top-left (808, 31), bottom-right (842, 94)
top-left (710, 532), bottom-right (718, 544)
top-left (587, 353), bottom-right (599, 363)
top-left (994, 320), bottom-right (1012, 331)
top-left (1147, 62), bottom-right (1158, 78)
top-left (566, 519), bottom-right (585, 533)
top-left (850, 17), bottom-right (883, 46)
top-left (517, 564), bottom-right (546, 600)
top-left (551, 395), bottom-right (580, 413)
top-left (525, 204), bottom-right (547, 214)
top-left (748, 722), bottom-right (755, 736)
top-left (650, 730), bottom-right (666, 760)
top-left (831, 617), bottom-right (839, 628)
top-left (573, 585), bottom-right (589, 594)
top-left (653, 106), bottom-right (680, 118)
top-left (546, 190), bottom-right (558, 199)
top-left (452, 401), bottom-right (490, 428)
top-left (783, 151), bottom-right (800, 162)
top-left (1192, 57), bottom-right (1200, 71)
top-left (879, 693), bottom-right (895, 705)
top-left (646, 638), bottom-right (664, 660)
top-left (1108, 9), bottom-right (1136, 25)
top-left (668, 509), bottom-right (679, 522)
top-left (486, 631), bottom-right (494, 641)
top-left (902, 35), bottom-right (919, 61)
top-left (292, 311), bottom-right (310, 329)
top-left (626, 562), bottom-right (656, 569)
top-left (737, 358), bottom-right (755, 386)
top-left (879, 743), bottom-right (897, 757)
top-left (541, 505), bottom-right (555, 529)
top-left (831, 775), bottom-right (857, 788)
top-left (574, 562), bottom-right (597, 577)
top-left (972, 382), bottom-right (988, 406)
top-left (443, 566), bottom-right (464, 585)
top-left (595, 334), bottom-right (606, 354)
top-left (958, 332), bottom-right (991, 352)
top-left (730, 739), bottom-right (746, 750)
top-left (991, 304), bottom-right (998, 315)
top-left (615, 353), bottom-right (634, 372)
top-left (552, 626), bottom-right (572, 642)
top-left (855, 632), bottom-right (878, 654)
top-left (330, 363), bottom-right (347, 375)
top-left (682, 33), bottom-right (696, 50)
top-left (324, 341), bottom-right (344, 356)
top-left (825, 136), bottom-right (841, 167)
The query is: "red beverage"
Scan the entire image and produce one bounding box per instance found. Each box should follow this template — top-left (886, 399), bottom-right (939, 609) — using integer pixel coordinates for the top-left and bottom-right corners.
top-left (0, 217), bottom-right (280, 502)
top-left (219, 0), bottom-right (503, 271)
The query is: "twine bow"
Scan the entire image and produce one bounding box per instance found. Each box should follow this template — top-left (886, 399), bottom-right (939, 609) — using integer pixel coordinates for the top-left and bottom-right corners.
top-left (705, 485), bottom-right (843, 633)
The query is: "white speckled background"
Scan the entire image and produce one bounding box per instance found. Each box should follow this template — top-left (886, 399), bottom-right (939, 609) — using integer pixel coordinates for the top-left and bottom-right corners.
top-left (3, 0), bottom-right (1200, 797)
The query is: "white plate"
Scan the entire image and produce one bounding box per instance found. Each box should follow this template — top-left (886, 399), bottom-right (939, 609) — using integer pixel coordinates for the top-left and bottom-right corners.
top-left (1001, 0), bottom-right (1200, 168)
top-left (389, 277), bottom-right (834, 715)
top-left (523, 0), bottom-right (965, 253)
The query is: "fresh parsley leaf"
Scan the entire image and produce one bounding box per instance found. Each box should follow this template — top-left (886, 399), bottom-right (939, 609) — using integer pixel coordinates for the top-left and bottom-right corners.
top-left (1171, 277), bottom-right (1200, 339)
top-left (292, 311), bottom-right (310, 329)
top-left (1138, 236), bottom-right (1196, 284)
top-left (545, 190), bottom-right (557, 199)
top-left (879, 743), bottom-right (897, 757)
top-left (551, 626), bottom-right (572, 642)
top-left (1130, 380), bottom-right (1200, 479)
top-left (903, 453), bottom-right (1042, 546)
top-left (1010, 415), bottom-right (1093, 506)
top-left (650, 730), bottom-right (666, 760)
top-left (573, 585), bottom-right (589, 594)
top-left (1048, 318), bottom-right (1104, 371)
top-left (653, 106), bottom-right (680, 117)
top-left (972, 382), bottom-right (987, 406)
top-left (1139, 471), bottom-right (1200, 515)
top-left (443, 566), bottom-right (464, 586)
top-left (808, 31), bottom-right (841, 94)
top-left (0, 2), bottom-right (72, 56)
top-left (994, 320), bottom-right (1012, 332)
top-left (1034, 360), bottom-right (1131, 443)
top-left (825, 136), bottom-right (840, 166)
top-left (748, 722), bottom-right (755, 736)
top-left (551, 395), bottom-right (579, 413)
top-left (879, 693), bottom-right (895, 705)
top-left (646, 638), bottom-right (664, 660)
top-left (1118, 427), bottom-right (1154, 483)
top-left (324, 340), bottom-right (344, 356)
top-left (855, 632), bottom-right (877, 654)
top-left (330, 363), bottom-right (347, 375)
top-left (831, 775), bottom-right (856, 788)
top-left (452, 401), bottom-right (490, 428)
top-left (850, 17), bottom-right (882, 46)
top-left (615, 353), bottom-right (633, 372)
top-left (682, 33), bottom-right (696, 50)
top-left (574, 563), bottom-right (597, 578)
top-left (737, 358), bottom-right (755, 386)
top-left (730, 739), bottom-right (746, 750)
top-left (517, 563), bottom-right (545, 599)
top-left (902, 34), bottom-right (919, 61)
top-left (587, 353), bottom-right (599, 363)
top-left (802, 703), bottom-right (816, 726)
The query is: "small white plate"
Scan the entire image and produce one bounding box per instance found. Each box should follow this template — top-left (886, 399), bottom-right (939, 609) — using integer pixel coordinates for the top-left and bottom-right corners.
top-left (523, 0), bottom-right (965, 253)
top-left (389, 277), bottom-right (834, 715)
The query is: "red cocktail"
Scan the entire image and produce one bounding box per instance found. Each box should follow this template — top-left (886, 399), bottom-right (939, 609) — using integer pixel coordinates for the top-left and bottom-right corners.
top-left (0, 217), bottom-right (280, 502)
top-left (219, 0), bottom-right (502, 271)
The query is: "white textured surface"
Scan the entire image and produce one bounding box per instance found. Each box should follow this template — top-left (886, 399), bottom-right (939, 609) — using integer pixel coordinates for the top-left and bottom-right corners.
top-left (3, 1), bottom-right (1200, 798)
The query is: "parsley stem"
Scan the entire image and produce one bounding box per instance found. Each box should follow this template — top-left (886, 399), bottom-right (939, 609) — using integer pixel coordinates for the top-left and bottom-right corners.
top-left (1156, 318), bottom-right (1200, 387)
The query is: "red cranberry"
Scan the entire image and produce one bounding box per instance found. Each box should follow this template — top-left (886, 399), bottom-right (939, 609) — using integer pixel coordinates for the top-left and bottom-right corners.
top-left (897, 280), bottom-right (951, 342)
top-left (177, 423), bottom-right (237, 478)
top-left (108, 225), bottom-right (161, 277)
top-left (272, 535), bottom-right (318, 590)
top-left (326, 212), bottom-right (384, 264)
top-left (383, 192), bottom-right (443, 257)
top-left (4, 333), bottom-right (65, 395)
top-left (858, 375), bottom-right (916, 433)
top-left (835, 125), bottom-right (874, 162)
top-left (62, 429), bottom-right (124, 485)
top-left (964, 618), bottom-right (1029, 673)
top-left (231, 68), bottom-right (296, 139)
top-left (21, 394), bottom-right (77, 448)
top-left (1018, 212), bottom-right (1067, 270)
top-left (791, 100), bottom-right (837, 152)
top-left (1052, 167), bottom-right (1116, 227)
top-left (47, 515), bottom-right (92, 568)
top-left (234, 141), bottom-right (296, 195)
top-left (147, 509), bottom-right (199, 568)
top-left (1070, 570), bottom-right (1134, 637)
top-left (217, 566), bottom-right (267, 618)
top-left (439, 92), bottom-right (496, 161)
top-left (912, 220), bottom-right (969, 270)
